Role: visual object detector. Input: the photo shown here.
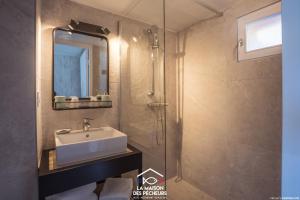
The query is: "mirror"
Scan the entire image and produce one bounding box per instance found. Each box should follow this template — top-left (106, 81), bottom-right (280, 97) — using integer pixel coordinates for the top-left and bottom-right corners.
top-left (52, 28), bottom-right (110, 110)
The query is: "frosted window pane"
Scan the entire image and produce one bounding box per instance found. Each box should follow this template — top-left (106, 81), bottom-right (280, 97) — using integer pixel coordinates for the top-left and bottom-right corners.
top-left (246, 13), bottom-right (282, 52)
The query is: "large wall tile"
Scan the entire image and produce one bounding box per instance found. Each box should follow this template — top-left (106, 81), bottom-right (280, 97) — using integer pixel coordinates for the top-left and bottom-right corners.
top-left (180, 0), bottom-right (282, 199)
top-left (0, 0), bottom-right (38, 199)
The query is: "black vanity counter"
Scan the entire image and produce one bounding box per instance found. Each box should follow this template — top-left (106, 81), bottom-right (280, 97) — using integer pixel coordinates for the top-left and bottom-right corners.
top-left (38, 144), bottom-right (142, 200)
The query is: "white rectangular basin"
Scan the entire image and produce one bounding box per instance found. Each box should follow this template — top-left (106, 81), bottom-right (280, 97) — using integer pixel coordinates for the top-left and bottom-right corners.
top-left (55, 127), bottom-right (127, 166)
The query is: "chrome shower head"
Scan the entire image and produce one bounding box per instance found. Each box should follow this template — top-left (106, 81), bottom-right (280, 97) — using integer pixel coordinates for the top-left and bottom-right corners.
top-left (147, 25), bottom-right (159, 49)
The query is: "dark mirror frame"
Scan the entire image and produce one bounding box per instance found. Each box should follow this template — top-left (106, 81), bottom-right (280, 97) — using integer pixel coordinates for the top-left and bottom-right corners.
top-left (52, 27), bottom-right (110, 110)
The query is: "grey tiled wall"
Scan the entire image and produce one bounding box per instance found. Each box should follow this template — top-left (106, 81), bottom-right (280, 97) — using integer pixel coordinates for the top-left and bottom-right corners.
top-left (0, 0), bottom-right (38, 199)
top-left (178, 0), bottom-right (282, 199)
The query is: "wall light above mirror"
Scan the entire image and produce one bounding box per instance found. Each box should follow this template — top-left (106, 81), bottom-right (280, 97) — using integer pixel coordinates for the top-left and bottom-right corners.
top-left (52, 22), bottom-right (111, 110)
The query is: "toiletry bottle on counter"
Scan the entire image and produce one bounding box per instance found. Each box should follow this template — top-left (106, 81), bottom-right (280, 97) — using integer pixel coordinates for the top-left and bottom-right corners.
top-left (89, 96), bottom-right (98, 107)
top-left (54, 96), bottom-right (66, 103)
top-left (96, 91), bottom-right (110, 101)
top-left (96, 89), bottom-right (103, 100)
top-left (96, 92), bottom-right (111, 107)
top-left (54, 96), bottom-right (66, 109)
top-left (69, 96), bottom-right (79, 108)
top-left (101, 93), bottom-right (111, 102)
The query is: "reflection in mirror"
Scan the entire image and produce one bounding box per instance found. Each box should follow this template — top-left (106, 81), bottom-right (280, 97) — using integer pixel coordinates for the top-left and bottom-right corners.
top-left (53, 29), bottom-right (109, 98)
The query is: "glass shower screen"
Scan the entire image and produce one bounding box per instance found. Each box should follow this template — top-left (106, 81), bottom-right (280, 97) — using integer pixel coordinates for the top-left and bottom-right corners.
top-left (119, 0), bottom-right (167, 193)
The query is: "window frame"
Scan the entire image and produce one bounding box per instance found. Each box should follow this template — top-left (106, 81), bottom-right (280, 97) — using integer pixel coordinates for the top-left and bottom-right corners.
top-left (237, 2), bottom-right (282, 61)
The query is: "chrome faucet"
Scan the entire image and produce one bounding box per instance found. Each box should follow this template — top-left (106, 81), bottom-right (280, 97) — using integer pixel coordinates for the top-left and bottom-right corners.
top-left (82, 118), bottom-right (93, 131)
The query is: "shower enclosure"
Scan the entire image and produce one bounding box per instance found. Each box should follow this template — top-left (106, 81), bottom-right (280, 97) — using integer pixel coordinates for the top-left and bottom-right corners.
top-left (119, 27), bottom-right (165, 171)
top-left (119, 0), bottom-right (168, 184)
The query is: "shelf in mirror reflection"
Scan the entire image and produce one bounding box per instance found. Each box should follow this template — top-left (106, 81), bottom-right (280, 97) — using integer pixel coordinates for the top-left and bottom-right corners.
top-left (54, 100), bottom-right (112, 110)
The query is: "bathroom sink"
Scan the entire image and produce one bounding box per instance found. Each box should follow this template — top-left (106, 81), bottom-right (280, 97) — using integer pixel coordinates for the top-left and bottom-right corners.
top-left (55, 127), bottom-right (127, 166)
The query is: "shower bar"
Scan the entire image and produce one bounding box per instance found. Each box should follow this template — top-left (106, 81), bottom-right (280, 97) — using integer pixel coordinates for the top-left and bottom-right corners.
top-left (148, 58), bottom-right (155, 96)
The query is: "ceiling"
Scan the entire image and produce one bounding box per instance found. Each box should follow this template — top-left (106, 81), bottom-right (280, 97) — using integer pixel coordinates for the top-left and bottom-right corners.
top-left (70, 0), bottom-right (235, 32)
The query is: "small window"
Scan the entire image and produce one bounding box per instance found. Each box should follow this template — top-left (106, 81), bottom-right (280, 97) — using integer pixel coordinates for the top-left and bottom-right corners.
top-left (238, 2), bottom-right (282, 61)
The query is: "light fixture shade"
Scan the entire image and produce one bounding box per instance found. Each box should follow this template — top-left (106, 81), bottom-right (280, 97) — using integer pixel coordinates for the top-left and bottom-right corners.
top-left (68, 19), bottom-right (110, 35)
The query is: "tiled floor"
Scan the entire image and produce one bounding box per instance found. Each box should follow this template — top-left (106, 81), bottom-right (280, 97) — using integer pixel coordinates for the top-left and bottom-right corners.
top-left (167, 177), bottom-right (215, 200)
